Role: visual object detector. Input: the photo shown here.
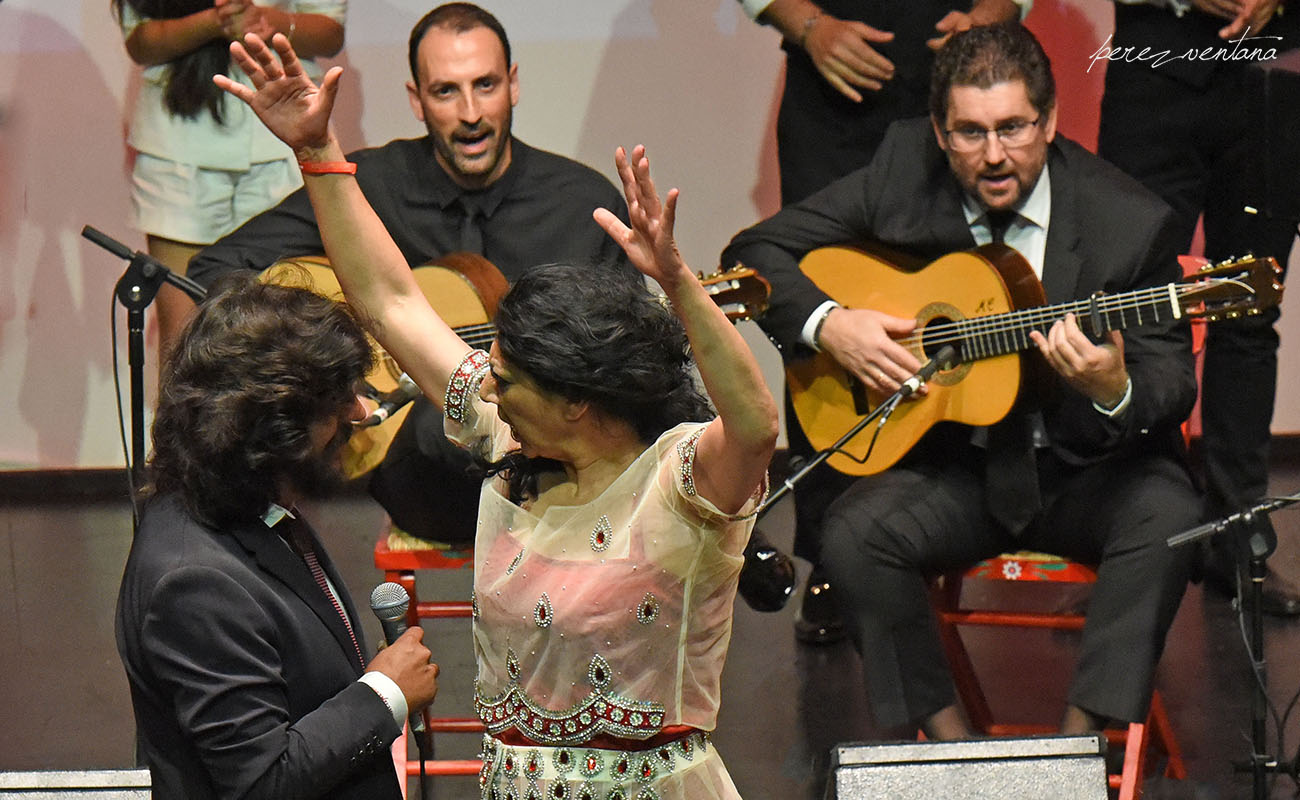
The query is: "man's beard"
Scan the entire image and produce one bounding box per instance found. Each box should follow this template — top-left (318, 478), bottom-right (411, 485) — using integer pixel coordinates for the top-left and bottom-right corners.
top-left (431, 107), bottom-right (513, 186)
top-left (287, 426), bottom-right (352, 500)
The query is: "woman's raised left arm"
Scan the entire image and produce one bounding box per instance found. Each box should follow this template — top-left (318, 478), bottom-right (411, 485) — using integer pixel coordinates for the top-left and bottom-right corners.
top-left (594, 146), bottom-right (778, 514)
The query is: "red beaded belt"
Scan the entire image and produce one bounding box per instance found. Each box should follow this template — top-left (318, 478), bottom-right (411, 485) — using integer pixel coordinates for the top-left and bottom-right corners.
top-left (493, 724), bottom-right (700, 752)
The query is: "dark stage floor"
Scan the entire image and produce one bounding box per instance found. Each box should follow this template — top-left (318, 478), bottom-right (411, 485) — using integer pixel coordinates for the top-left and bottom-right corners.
top-left (3, 447), bottom-right (1300, 799)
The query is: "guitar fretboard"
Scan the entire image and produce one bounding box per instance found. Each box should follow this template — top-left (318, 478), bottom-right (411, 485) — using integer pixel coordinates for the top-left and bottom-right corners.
top-left (908, 283), bottom-right (1185, 362)
top-left (455, 322), bottom-right (497, 351)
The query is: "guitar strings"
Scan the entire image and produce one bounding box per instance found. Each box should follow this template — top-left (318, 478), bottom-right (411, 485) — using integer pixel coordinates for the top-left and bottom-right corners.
top-left (889, 280), bottom-right (1231, 352)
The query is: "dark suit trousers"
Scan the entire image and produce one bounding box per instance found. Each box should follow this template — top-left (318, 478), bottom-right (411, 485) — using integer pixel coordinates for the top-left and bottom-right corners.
top-left (369, 397), bottom-right (479, 546)
top-left (819, 443), bottom-right (1199, 729)
top-left (1100, 59), bottom-right (1294, 520)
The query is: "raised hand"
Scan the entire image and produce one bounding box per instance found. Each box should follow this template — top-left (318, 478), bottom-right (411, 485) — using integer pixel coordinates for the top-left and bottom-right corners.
top-left (213, 32), bottom-right (341, 154)
top-left (593, 145), bottom-right (691, 290)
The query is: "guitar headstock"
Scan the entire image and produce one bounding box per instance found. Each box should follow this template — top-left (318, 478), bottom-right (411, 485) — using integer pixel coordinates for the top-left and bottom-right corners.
top-left (1178, 254), bottom-right (1284, 321)
top-left (699, 265), bottom-right (771, 322)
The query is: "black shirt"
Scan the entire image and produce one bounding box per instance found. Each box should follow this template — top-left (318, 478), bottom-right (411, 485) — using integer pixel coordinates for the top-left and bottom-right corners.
top-left (188, 136), bottom-right (632, 286)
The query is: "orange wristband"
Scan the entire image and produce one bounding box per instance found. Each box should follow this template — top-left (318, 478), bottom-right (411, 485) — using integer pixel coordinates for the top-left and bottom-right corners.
top-left (299, 160), bottom-right (357, 175)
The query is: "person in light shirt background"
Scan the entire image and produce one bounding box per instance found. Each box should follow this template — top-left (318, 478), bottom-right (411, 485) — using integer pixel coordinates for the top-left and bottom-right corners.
top-left (113, 0), bottom-right (345, 356)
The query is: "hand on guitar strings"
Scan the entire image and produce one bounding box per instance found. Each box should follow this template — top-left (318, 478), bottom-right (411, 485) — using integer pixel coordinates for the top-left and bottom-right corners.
top-left (818, 307), bottom-right (928, 397)
top-left (1028, 312), bottom-right (1130, 410)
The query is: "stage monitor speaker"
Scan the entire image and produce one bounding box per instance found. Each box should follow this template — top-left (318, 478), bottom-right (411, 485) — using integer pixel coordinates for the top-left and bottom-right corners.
top-left (1245, 48), bottom-right (1300, 223)
top-left (827, 734), bottom-right (1107, 799)
top-left (0, 769), bottom-right (151, 799)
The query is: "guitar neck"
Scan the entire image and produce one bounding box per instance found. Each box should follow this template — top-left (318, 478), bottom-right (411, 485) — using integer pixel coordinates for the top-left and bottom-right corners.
top-left (944, 283), bottom-right (1182, 361)
top-left (454, 321), bottom-right (497, 351)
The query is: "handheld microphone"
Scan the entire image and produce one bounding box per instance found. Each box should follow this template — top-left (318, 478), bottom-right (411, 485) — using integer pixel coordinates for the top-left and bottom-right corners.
top-left (359, 374), bottom-right (421, 428)
top-left (369, 582), bottom-right (426, 734)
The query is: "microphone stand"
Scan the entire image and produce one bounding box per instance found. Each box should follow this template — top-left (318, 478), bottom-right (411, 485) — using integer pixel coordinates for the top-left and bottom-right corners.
top-left (758, 345), bottom-right (957, 517)
top-left (81, 226), bottom-right (207, 511)
top-left (1168, 491), bottom-right (1300, 800)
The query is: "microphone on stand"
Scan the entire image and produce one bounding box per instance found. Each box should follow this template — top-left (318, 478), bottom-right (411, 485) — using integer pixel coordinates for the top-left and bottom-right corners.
top-left (369, 582), bottom-right (426, 734)
top-left (1167, 495), bottom-right (1296, 549)
top-left (359, 374), bottom-right (421, 428)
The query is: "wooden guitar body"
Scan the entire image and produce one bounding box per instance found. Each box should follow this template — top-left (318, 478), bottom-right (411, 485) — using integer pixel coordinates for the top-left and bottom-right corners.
top-left (261, 253), bottom-right (507, 478)
top-left (783, 243), bottom-right (1280, 477)
top-left (788, 244), bottom-right (1044, 477)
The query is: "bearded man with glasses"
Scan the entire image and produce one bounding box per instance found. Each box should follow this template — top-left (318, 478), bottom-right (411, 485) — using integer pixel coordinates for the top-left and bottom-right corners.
top-left (723, 21), bottom-right (1200, 739)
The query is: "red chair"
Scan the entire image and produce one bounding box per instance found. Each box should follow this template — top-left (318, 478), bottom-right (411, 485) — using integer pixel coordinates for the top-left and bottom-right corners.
top-left (373, 528), bottom-right (483, 780)
top-left (930, 552), bottom-right (1186, 798)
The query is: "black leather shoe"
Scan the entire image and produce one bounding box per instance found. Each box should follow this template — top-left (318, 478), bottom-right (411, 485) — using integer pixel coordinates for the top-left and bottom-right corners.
top-left (795, 566), bottom-right (846, 644)
top-left (737, 528), bottom-right (796, 612)
top-left (1199, 543), bottom-right (1300, 616)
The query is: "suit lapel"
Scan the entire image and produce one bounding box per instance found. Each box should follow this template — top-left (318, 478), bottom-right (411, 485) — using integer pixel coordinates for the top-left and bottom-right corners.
top-left (230, 519), bottom-right (364, 672)
top-left (1041, 146), bottom-right (1084, 305)
top-left (929, 162), bottom-right (980, 251)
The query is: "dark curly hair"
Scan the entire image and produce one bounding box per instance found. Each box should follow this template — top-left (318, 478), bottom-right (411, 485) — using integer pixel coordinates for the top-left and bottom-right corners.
top-left (929, 21), bottom-right (1055, 125)
top-left (485, 263), bottom-right (713, 502)
top-left (113, 0), bottom-right (230, 123)
top-left (148, 273), bottom-right (374, 527)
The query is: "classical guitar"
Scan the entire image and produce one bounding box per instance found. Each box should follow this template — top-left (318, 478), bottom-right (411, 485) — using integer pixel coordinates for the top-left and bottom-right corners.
top-left (261, 257), bottom-right (770, 478)
top-left (784, 243), bottom-right (1284, 477)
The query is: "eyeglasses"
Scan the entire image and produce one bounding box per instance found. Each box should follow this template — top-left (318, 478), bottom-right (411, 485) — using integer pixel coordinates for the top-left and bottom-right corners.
top-left (944, 117), bottom-right (1041, 153)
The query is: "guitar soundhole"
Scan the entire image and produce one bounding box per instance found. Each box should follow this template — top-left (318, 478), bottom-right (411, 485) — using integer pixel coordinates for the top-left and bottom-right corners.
top-left (915, 313), bottom-right (972, 387)
top-left (918, 315), bottom-right (961, 366)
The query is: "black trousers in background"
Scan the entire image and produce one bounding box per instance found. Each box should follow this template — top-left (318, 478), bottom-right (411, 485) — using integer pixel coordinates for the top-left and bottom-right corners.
top-left (1099, 59), bottom-right (1295, 523)
top-left (776, 53), bottom-right (930, 206)
top-left (819, 442), bottom-right (1199, 730)
top-left (368, 397), bottom-right (479, 548)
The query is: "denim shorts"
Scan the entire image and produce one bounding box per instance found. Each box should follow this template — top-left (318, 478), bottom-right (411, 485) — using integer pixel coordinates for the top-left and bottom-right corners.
top-left (129, 151), bottom-right (301, 245)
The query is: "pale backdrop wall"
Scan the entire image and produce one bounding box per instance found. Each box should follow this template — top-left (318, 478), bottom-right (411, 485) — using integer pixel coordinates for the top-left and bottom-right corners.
top-left (1, 0), bottom-right (1295, 469)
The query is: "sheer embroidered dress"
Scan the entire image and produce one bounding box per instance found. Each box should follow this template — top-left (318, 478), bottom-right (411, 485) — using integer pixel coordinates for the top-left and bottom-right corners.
top-left (443, 350), bottom-right (763, 800)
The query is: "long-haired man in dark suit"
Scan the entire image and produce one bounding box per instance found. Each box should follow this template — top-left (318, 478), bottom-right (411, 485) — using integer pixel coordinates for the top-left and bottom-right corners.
top-left (116, 275), bottom-right (440, 799)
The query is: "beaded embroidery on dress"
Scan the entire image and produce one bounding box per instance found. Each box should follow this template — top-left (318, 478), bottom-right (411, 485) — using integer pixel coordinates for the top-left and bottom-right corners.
top-left (444, 382), bottom-right (765, 800)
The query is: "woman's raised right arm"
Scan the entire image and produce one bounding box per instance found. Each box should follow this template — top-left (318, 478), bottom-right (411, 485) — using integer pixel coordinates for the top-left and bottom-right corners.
top-left (215, 32), bottom-right (471, 407)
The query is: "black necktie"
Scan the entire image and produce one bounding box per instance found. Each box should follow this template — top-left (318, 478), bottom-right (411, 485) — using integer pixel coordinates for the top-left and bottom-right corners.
top-left (986, 210), bottom-right (1017, 244)
top-left (281, 515), bottom-right (366, 669)
top-left (457, 197), bottom-right (484, 254)
top-left (985, 412), bottom-right (1041, 535)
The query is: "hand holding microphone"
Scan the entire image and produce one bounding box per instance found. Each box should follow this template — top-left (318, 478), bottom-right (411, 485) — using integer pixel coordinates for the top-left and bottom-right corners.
top-left (369, 583), bottom-right (439, 729)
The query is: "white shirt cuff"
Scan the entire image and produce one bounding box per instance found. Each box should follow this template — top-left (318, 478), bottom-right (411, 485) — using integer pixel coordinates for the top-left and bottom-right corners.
top-left (1092, 377), bottom-right (1133, 417)
top-left (1011, 0), bottom-right (1034, 20)
top-left (740, 0), bottom-right (777, 20)
top-left (358, 671), bottom-right (408, 728)
top-left (801, 300), bottom-right (840, 351)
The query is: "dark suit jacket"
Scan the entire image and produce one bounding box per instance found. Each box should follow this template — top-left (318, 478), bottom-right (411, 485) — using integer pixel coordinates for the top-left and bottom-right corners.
top-left (115, 494), bottom-right (402, 800)
top-left (722, 117), bottom-right (1197, 466)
